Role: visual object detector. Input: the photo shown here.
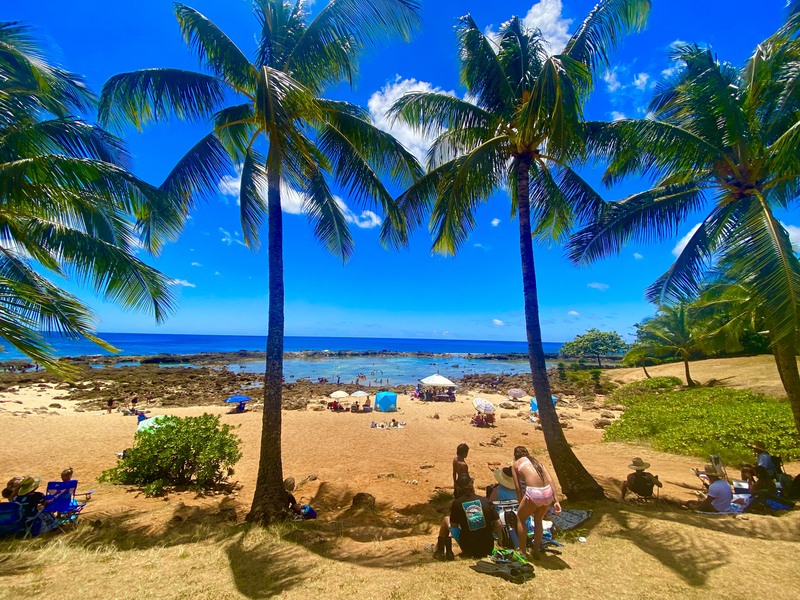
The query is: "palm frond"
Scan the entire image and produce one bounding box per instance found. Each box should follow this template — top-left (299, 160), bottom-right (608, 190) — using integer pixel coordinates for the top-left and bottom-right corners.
top-left (285, 0), bottom-right (421, 91)
top-left (563, 0), bottom-right (651, 73)
top-left (238, 148), bottom-right (269, 250)
top-left (174, 3), bottom-right (257, 93)
top-left (567, 183), bottom-right (705, 265)
top-left (99, 69), bottom-right (226, 131)
top-left (299, 159), bottom-right (354, 261)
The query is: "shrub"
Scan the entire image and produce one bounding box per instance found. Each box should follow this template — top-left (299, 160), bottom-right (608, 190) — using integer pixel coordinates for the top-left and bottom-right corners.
top-left (100, 413), bottom-right (242, 496)
top-left (604, 387), bottom-right (800, 463)
top-left (608, 376), bottom-right (682, 406)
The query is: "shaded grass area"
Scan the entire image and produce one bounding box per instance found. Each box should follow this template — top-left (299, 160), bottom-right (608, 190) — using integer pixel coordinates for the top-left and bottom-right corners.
top-left (3, 496), bottom-right (800, 599)
top-left (604, 384), bottom-right (800, 463)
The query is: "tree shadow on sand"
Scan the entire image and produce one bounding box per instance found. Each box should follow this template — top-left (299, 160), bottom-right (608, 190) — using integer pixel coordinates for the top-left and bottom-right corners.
top-left (572, 498), bottom-right (800, 586)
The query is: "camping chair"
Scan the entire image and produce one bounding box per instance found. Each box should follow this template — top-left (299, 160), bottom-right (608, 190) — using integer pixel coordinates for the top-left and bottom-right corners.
top-left (627, 473), bottom-right (660, 504)
top-left (43, 480), bottom-right (93, 531)
top-left (0, 502), bottom-right (24, 537)
top-left (772, 456), bottom-right (795, 496)
top-left (693, 454), bottom-right (729, 489)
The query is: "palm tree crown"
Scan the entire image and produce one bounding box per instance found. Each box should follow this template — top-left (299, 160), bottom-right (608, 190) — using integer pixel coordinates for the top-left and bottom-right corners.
top-left (0, 22), bottom-right (179, 374)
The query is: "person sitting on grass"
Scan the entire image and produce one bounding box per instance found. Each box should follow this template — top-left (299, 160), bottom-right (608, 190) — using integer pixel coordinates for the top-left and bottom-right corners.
top-left (684, 468), bottom-right (733, 512)
top-left (741, 441), bottom-right (776, 483)
top-left (430, 475), bottom-right (501, 560)
top-left (621, 457), bottom-right (663, 500)
top-left (1, 476), bottom-right (22, 501)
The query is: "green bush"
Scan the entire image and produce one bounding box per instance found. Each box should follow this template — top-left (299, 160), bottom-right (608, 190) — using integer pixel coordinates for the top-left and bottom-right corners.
top-left (608, 376), bottom-right (682, 406)
top-left (100, 414), bottom-right (242, 496)
top-left (604, 387), bottom-right (800, 463)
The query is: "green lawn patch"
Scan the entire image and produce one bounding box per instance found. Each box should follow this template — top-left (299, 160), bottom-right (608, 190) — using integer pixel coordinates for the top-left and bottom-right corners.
top-left (604, 384), bottom-right (800, 464)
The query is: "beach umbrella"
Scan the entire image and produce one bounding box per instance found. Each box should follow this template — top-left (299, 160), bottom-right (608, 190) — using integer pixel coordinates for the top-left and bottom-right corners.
top-left (136, 415), bottom-right (167, 432)
top-left (330, 390), bottom-right (349, 399)
top-left (350, 391), bottom-right (369, 399)
top-left (529, 395), bottom-right (558, 413)
top-left (508, 388), bottom-right (527, 399)
top-left (420, 374), bottom-right (456, 387)
top-left (225, 394), bottom-right (252, 404)
top-left (472, 397), bottom-right (495, 414)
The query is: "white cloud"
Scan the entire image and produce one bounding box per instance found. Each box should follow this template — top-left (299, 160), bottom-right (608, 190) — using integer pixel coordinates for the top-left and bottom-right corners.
top-left (219, 227), bottom-right (247, 247)
top-left (567, 310), bottom-right (580, 316)
top-left (492, 319), bottom-right (505, 327)
top-left (633, 252), bottom-right (644, 260)
top-left (335, 198), bottom-right (382, 229)
top-left (214, 271), bottom-right (221, 276)
top-left (672, 223), bottom-right (702, 256)
top-left (669, 39), bottom-right (688, 50)
top-left (218, 164), bottom-right (305, 214)
top-left (474, 243), bottom-right (490, 251)
top-left (610, 111), bottom-right (626, 121)
top-left (587, 282), bottom-right (610, 291)
top-left (521, 0), bottom-right (573, 54)
top-left (491, 218), bottom-right (501, 227)
top-left (367, 75), bottom-right (456, 162)
top-left (190, 262), bottom-right (202, 267)
top-left (632, 72), bottom-right (650, 91)
top-left (603, 68), bottom-right (622, 93)
top-left (780, 222), bottom-right (800, 252)
top-left (170, 279), bottom-right (196, 288)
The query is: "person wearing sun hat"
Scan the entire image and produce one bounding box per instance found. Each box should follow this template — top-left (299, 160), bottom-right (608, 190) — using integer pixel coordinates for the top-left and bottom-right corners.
top-left (621, 457), bottom-right (663, 500)
top-left (487, 466), bottom-right (518, 502)
top-left (14, 476), bottom-right (47, 519)
top-left (741, 440), bottom-right (776, 481)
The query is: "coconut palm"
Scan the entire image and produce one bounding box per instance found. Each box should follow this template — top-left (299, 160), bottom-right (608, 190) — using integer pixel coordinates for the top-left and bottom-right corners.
top-left (568, 5), bottom-right (800, 431)
top-left (99, 0), bottom-right (422, 522)
top-left (387, 1), bottom-right (651, 500)
top-left (0, 22), bottom-right (179, 376)
top-left (625, 303), bottom-right (702, 387)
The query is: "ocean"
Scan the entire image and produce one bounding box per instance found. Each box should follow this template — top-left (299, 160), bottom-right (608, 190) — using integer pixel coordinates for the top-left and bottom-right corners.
top-left (1, 333), bottom-right (564, 385)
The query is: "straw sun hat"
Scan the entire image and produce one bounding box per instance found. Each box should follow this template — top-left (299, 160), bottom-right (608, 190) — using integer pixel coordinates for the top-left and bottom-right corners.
top-left (628, 457), bottom-right (650, 471)
top-left (16, 476), bottom-right (41, 496)
top-left (493, 466), bottom-right (515, 489)
top-left (748, 441), bottom-right (768, 453)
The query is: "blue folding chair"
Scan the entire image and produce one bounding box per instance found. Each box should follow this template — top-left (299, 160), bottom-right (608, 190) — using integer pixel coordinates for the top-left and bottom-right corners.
top-left (42, 480), bottom-right (93, 531)
top-left (0, 502), bottom-right (25, 537)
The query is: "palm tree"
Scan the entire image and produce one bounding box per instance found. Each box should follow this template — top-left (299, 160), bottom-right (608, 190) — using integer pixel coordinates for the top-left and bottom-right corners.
top-left (99, 0), bottom-right (422, 523)
top-left (387, 1), bottom-right (651, 500)
top-left (568, 5), bottom-right (800, 432)
top-left (625, 303), bottom-right (702, 387)
top-left (0, 22), bottom-right (180, 376)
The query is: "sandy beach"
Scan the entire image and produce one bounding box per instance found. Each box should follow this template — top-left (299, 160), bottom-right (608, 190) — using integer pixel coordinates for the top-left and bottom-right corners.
top-left (2, 358), bottom-right (800, 599)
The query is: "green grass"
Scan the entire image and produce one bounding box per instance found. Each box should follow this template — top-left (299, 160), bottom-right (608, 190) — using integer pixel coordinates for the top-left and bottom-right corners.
top-left (604, 383), bottom-right (800, 464)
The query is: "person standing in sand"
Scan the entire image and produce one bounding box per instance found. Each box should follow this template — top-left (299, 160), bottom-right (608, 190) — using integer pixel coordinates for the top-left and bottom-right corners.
top-left (453, 443), bottom-right (470, 489)
top-left (512, 446), bottom-right (561, 559)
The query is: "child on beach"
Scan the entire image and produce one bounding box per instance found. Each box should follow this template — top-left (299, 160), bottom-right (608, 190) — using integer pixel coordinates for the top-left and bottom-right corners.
top-left (453, 443), bottom-right (470, 488)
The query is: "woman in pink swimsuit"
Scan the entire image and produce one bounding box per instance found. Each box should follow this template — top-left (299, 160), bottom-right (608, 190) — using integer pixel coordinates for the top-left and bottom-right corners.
top-left (512, 446), bottom-right (561, 558)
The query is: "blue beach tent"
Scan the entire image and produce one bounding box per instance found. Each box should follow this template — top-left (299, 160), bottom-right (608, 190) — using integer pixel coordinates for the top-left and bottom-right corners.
top-left (375, 391), bottom-right (398, 412)
top-left (530, 395), bottom-right (558, 413)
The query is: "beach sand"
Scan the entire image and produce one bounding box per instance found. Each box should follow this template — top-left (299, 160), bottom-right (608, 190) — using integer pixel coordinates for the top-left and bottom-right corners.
top-left (1, 362), bottom-right (799, 599)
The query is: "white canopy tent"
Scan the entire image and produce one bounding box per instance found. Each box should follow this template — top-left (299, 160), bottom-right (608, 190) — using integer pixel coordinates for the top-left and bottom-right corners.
top-left (419, 374), bottom-right (456, 387)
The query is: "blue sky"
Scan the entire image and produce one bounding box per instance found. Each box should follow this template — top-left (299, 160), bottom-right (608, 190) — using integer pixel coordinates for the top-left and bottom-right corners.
top-left (7, 0), bottom-right (800, 342)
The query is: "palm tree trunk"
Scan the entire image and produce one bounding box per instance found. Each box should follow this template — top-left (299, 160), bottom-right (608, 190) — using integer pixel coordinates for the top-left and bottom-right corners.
top-left (641, 363), bottom-right (651, 379)
top-left (247, 164), bottom-right (287, 524)
top-left (772, 338), bottom-right (800, 434)
top-left (683, 359), bottom-right (696, 387)
top-left (516, 156), bottom-right (604, 501)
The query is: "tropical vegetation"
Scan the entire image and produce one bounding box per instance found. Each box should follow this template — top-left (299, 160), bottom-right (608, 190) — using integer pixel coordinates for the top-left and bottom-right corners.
top-left (605, 383), bottom-right (800, 464)
top-left (0, 22), bottom-right (179, 376)
top-left (100, 413), bottom-right (243, 497)
top-left (560, 328), bottom-right (627, 368)
top-left (388, 0), bottom-right (651, 500)
top-left (568, 5), bottom-right (800, 432)
top-left (98, 0), bottom-right (422, 522)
